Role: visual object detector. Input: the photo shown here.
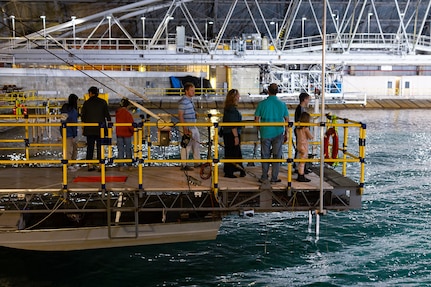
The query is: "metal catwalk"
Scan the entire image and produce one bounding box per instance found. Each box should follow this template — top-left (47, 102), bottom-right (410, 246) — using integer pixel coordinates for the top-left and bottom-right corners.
top-left (0, 0), bottom-right (430, 66)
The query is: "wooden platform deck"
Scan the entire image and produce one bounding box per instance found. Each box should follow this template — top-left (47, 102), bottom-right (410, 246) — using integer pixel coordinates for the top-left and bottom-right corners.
top-left (0, 164), bottom-right (362, 214)
top-left (0, 165), bottom-right (332, 192)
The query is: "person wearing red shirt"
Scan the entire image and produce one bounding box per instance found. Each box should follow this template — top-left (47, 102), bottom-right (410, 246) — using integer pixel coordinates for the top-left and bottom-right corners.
top-left (116, 98), bottom-right (135, 171)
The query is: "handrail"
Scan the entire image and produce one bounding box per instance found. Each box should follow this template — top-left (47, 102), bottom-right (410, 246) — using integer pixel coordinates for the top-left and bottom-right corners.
top-left (0, 113), bottom-right (366, 196)
top-left (0, 32), bottom-right (426, 54)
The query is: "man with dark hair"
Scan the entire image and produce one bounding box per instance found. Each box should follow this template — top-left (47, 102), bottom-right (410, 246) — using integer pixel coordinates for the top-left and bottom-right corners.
top-left (294, 92), bottom-right (311, 173)
top-left (178, 82), bottom-right (200, 171)
top-left (81, 86), bottom-right (111, 171)
top-left (254, 83), bottom-right (289, 183)
top-left (295, 92), bottom-right (311, 122)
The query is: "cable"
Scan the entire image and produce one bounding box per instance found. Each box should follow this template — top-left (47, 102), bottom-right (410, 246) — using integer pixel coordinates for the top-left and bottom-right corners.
top-left (24, 197), bottom-right (65, 230)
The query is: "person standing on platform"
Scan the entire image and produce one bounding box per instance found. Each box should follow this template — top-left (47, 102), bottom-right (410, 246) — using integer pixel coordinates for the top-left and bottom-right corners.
top-left (294, 92), bottom-right (311, 172)
top-left (296, 112), bottom-right (313, 182)
top-left (81, 86), bottom-right (111, 171)
top-left (254, 83), bottom-right (289, 183)
top-left (178, 82), bottom-right (201, 171)
top-left (115, 98), bottom-right (134, 171)
top-left (221, 89), bottom-right (246, 178)
top-left (60, 93), bottom-right (79, 172)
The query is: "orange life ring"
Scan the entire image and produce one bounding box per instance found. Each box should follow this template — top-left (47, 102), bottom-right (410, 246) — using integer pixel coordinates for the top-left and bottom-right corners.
top-left (324, 127), bottom-right (339, 165)
top-left (21, 105), bottom-right (28, 116)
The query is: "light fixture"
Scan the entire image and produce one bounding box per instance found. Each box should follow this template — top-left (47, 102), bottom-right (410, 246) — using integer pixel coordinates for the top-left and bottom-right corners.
top-left (10, 15), bottom-right (15, 39)
top-left (40, 16), bottom-right (46, 47)
top-left (106, 15), bottom-right (112, 41)
top-left (71, 16), bottom-right (76, 48)
top-left (141, 16), bottom-right (146, 48)
top-left (301, 17), bottom-right (307, 38)
top-left (165, 16), bottom-right (174, 46)
top-left (367, 12), bottom-right (373, 34)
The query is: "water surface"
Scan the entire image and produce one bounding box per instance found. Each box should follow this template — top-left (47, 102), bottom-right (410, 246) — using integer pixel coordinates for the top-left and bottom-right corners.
top-left (0, 109), bottom-right (430, 286)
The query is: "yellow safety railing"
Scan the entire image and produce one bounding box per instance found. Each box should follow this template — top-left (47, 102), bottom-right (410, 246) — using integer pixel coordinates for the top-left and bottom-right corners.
top-left (0, 90), bottom-right (38, 101)
top-left (0, 112), bottom-right (366, 196)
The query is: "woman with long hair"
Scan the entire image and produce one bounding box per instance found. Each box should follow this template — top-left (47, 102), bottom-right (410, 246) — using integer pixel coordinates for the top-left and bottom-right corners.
top-left (60, 93), bottom-right (79, 171)
top-left (221, 89), bottom-right (246, 178)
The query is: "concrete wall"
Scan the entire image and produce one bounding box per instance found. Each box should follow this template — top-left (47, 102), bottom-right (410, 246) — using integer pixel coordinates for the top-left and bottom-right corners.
top-left (343, 75), bottom-right (431, 98)
top-left (3, 68), bottom-right (431, 101)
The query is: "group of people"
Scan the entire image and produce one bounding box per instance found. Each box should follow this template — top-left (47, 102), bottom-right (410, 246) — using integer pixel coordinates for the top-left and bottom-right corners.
top-left (178, 82), bottom-right (314, 183)
top-left (61, 83), bottom-right (312, 182)
top-left (60, 86), bottom-right (134, 172)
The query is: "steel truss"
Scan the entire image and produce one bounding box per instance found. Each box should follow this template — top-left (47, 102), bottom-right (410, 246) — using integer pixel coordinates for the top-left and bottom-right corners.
top-left (0, 0), bottom-right (431, 66)
top-left (0, 165), bottom-right (358, 228)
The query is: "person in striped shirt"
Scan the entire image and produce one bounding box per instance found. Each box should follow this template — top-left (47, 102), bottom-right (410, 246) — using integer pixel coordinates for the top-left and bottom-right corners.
top-left (178, 82), bottom-right (201, 171)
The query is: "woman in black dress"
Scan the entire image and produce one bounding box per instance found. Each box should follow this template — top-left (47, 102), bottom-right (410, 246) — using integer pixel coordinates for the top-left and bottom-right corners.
top-left (222, 89), bottom-right (246, 178)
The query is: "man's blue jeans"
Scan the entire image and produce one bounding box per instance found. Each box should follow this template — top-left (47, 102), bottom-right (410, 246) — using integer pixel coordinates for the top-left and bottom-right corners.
top-left (260, 133), bottom-right (284, 181)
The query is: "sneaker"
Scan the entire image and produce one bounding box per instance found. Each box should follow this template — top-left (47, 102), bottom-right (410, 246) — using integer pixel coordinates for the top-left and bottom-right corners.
top-left (180, 166), bottom-right (194, 171)
top-left (68, 166), bottom-right (78, 172)
top-left (270, 179), bottom-right (282, 183)
top-left (297, 175), bottom-right (311, 182)
top-left (224, 174), bottom-right (237, 178)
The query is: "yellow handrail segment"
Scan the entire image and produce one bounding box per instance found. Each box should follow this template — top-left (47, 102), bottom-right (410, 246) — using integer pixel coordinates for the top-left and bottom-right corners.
top-left (0, 113), bottom-right (366, 198)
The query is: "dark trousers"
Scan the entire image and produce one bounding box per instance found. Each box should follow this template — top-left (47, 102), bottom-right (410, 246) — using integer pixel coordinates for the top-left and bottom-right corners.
top-left (294, 128), bottom-right (298, 169)
top-left (223, 133), bottom-right (244, 175)
top-left (86, 135), bottom-right (102, 161)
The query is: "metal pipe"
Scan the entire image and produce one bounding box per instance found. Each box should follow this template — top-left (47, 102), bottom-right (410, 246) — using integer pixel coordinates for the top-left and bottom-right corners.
top-left (319, 0), bottom-right (327, 214)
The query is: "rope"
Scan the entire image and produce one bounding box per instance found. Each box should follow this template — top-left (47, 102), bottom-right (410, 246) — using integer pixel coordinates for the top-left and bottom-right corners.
top-left (23, 197), bottom-right (65, 230)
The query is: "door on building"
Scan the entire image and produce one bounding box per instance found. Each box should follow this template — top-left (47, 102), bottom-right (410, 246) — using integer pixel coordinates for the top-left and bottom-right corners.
top-left (395, 78), bottom-right (400, 96)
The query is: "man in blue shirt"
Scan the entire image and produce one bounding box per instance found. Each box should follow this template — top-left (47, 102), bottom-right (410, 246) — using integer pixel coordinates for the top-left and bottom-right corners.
top-left (178, 82), bottom-right (200, 171)
top-left (254, 83), bottom-right (289, 183)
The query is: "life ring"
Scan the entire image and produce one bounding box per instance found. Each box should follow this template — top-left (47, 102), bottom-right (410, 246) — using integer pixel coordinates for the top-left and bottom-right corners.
top-left (324, 127), bottom-right (339, 165)
top-left (13, 104), bottom-right (27, 116)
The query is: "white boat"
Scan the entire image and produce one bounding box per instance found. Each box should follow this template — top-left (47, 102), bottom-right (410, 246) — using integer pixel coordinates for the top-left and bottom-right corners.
top-left (0, 219), bottom-right (221, 251)
top-left (0, 188), bottom-right (223, 251)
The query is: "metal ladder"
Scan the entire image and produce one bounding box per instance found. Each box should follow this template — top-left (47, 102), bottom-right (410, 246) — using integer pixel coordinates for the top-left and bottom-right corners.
top-left (107, 191), bottom-right (139, 239)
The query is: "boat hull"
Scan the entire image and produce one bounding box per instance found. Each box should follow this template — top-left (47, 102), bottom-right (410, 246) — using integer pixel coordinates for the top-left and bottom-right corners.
top-left (0, 220), bottom-right (221, 251)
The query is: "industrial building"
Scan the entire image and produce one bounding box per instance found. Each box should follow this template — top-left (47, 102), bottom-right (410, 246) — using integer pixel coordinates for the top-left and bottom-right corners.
top-left (0, 0), bottom-right (430, 101)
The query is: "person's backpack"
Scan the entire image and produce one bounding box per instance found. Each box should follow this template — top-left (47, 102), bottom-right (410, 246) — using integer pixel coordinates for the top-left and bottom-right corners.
top-left (59, 103), bottom-right (70, 135)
